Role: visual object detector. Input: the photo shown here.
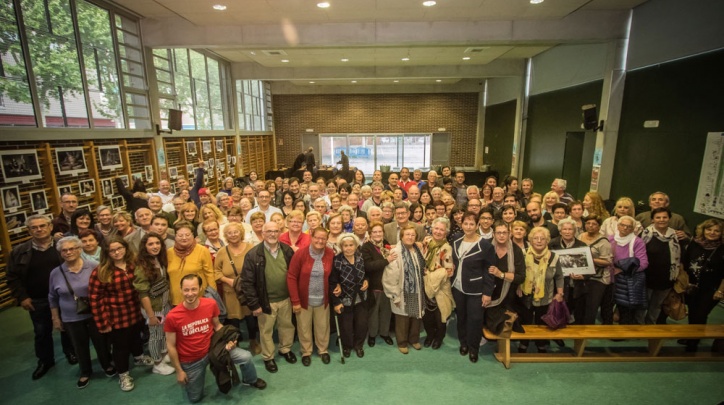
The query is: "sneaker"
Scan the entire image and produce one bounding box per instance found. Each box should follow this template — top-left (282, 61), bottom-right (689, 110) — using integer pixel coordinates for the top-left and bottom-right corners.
top-left (119, 373), bottom-right (134, 392)
top-left (162, 354), bottom-right (172, 364)
top-left (152, 362), bottom-right (175, 375)
top-left (133, 355), bottom-right (154, 367)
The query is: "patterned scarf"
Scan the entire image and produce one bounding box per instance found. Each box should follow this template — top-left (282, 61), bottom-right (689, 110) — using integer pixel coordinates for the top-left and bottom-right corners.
top-left (371, 238), bottom-right (389, 258)
top-left (333, 252), bottom-right (366, 305)
top-left (523, 246), bottom-right (550, 301)
top-left (694, 236), bottom-right (722, 250)
top-left (401, 244), bottom-right (426, 293)
top-left (425, 238), bottom-right (447, 271)
top-left (173, 240), bottom-right (197, 261)
top-left (641, 225), bottom-right (681, 280)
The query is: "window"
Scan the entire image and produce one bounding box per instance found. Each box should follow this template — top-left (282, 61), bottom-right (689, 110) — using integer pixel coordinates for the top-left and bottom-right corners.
top-left (236, 79), bottom-right (269, 131)
top-left (320, 134), bottom-right (431, 174)
top-left (0, 0), bottom-right (36, 126)
top-left (114, 13), bottom-right (150, 129)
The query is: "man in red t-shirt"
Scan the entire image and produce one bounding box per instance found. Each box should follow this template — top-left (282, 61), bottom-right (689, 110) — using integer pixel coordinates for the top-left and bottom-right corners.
top-left (165, 274), bottom-right (266, 403)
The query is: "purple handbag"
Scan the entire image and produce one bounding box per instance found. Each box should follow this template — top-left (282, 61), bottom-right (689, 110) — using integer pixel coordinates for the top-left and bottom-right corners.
top-left (541, 299), bottom-right (570, 330)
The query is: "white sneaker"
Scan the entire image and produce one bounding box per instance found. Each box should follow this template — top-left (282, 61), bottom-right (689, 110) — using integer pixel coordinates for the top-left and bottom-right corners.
top-left (133, 355), bottom-right (154, 366)
top-left (480, 337), bottom-right (488, 347)
top-left (162, 354), bottom-right (172, 364)
top-left (152, 362), bottom-right (175, 376)
top-left (119, 373), bottom-right (135, 392)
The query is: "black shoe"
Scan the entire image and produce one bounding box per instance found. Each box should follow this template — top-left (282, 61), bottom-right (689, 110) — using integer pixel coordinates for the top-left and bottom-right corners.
top-left (685, 344), bottom-right (698, 353)
top-left (431, 340), bottom-right (442, 350)
top-left (355, 348), bottom-right (364, 358)
top-left (459, 345), bottom-right (469, 356)
top-left (278, 351), bottom-right (297, 364)
top-left (423, 337), bottom-right (433, 348)
top-left (76, 377), bottom-right (90, 389)
top-left (320, 353), bottom-right (330, 364)
top-left (104, 367), bottom-right (117, 378)
top-left (343, 349), bottom-right (351, 358)
top-left (381, 336), bottom-right (394, 345)
top-left (677, 339), bottom-right (689, 345)
top-left (537, 347), bottom-right (547, 354)
top-left (65, 353), bottom-right (78, 365)
top-left (32, 362), bottom-right (54, 380)
top-left (264, 360), bottom-right (278, 373)
top-left (554, 339), bottom-right (565, 348)
top-left (244, 378), bottom-right (267, 390)
top-left (518, 345), bottom-right (528, 354)
top-left (301, 355), bottom-right (311, 367)
top-left (469, 352), bottom-right (479, 363)
top-left (368, 337), bottom-right (376, 347)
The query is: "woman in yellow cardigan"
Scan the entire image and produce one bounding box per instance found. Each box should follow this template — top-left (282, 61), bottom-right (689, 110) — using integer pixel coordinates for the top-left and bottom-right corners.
top-left (166, 221), bottom-right (215, 305)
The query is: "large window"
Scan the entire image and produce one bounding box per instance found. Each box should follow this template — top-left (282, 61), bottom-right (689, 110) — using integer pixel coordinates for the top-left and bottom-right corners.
top-left (236, 79), bottom-right (270, 131)
top-left (320, 134), bottom-right (431, 174)
top-left (0, 0), bottom-right (35, 126)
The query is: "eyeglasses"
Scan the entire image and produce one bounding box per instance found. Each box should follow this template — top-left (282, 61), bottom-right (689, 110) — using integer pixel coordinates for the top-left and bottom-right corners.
top-left (264, 230), bottom-right (280, 234)
top-left (60, 247), bottom-right (81, 253)
top-left (494, 231), bottom-right (509, 236)
top-left (531, 236), bottom-right (546, 242)
top-left (618, 223), bottom-right (633, 229)
top-left (109, 247), bottom-right (126, 254)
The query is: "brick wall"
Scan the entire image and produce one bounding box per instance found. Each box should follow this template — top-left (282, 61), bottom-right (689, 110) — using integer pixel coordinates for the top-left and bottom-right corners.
top-left (272, 93), bottom-right (479, 167)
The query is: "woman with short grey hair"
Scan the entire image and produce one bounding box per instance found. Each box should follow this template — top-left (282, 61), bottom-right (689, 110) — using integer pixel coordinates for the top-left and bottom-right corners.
top-left (421, 217), bottom-right (454, 349)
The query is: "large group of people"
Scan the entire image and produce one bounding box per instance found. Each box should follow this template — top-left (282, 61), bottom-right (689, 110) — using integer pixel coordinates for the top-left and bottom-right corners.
top-left (7, 163), bottom-right (724, 402)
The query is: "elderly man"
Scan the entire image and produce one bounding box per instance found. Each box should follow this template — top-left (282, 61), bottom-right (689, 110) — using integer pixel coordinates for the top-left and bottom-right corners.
top-left (353, 217), bottom-right (369, 244)
top-left (407, 185), bottom-right (421, 205)
top-left (347, 193), bottom-right (367, 220)
top-left (489, 187), bottom-right (506, 216)
top-left (383, 202), bottom-right (425, 244)
top-left (245, 190), bottom-right (282, 223)
top-left (243, 186), bottom-right (257, 208)
top-left (52, 192), bottom-right (78, 240)
top-left (361, 181), bottom-right (384, 213)
top-left (466, 198), bottom-right (482, 215)
top-left (155, 180), bottom-right (175, 205)
top-left (241, 221), bottom-right (297, 373)
top-left (551, 178), bottom-right (574, 205)
top-left (466, 185), bottom-right (480, 202)
top-left (635, 191), bottom-right (691, 241)
top-left (125, 208), bottom-right (154, 254)
top-left (148, 195), bottom-right (174, 224)
top-left (8, 215), bottom-right (76, 379)
top-left (306, 184), bottom-right (322, 210)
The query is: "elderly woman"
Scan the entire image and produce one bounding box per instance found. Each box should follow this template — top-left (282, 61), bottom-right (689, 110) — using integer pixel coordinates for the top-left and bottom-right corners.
top-left (305, 211), bottom-right (323, 235)
top-left (578, 215), bottom-right (614, 325)
top-left (485, 221), bottom-right (526, 338)
top-left (682, 219), bottom-right (724, 352)
top-left (79, 229), bottom-right (102, 263)
top-left (95, 205), bottom-right (114, 238)
top-left (49, 236), bottom-right (113, 389)
top-left (166, 221), bottom-right (215, 306)
top-left (225, 207), bottom-right (254, 243)
top-left (451, 212), bottom-right (496, 363)
top-left (601, 197), bottom-right (643, 237)
top-left (641, 207), bottom-right (682, 325)
top-left (361, 221), bottom-right (395, 347)
top-left (88, 237), bottom-right (153, 392)
top-left (609, 215), bottom-right (649, 325)
top-left (287, 227), bottom-right (334, 366)
top-left (383, 224), bottom-right (427, 355)
top-left (381, 202), bottom-right (394, 224)
top-left (248, 212), bottom-right (266, 245)
top-left (339, 204), bottom-right (355, 233)
top-left (326, 212), bottom-right (344, 254)
top-left (542, 191), bottom-right (560, 221)
top-left (331, 233), bottom-right (369, 358)
top-left (568, 201), bottom-right (585, 236)
top-left (111, 211), bottom-right (136, 239)
top-left (510, 220), bottom-right (530, 251)
top-left (421, 217), bottom-right (455, 350)
top-left (214, 222), bottom-right (259, 355)
top-left (280, 210), bottom-right (310, 252)
top-left (517, 227), bottom-right (564, 353)
top-left (132, 232), bottom-right (174, 376)
top-left (196, 204), bottom-right (227, 242)
top-left (549, 218), bottom-right (588, 325)
top-left (201, 219), bottom-right (225, 260)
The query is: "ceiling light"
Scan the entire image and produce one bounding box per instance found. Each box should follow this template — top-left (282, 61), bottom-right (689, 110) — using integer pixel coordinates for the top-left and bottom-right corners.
top-left (281, 59), bottom-right (289, 63)
top-left (436, 79), bottom-right (442, 82)
top-left (341, 58), bottom-right (349, 62)
top-left (212, 4), bottom-right (227, 11)
top-left (317, 2), bottom-right (330, 8)
top-left (462, 56), bottom-right (471, 60)
top-left (309, 81), bottom-right (315, 84)
top-left (393, 80), bottom-right (399, 83)
top-left (401, 57), bottom-right (410, 61)
top-left (351, 80), bottom-right (357, 83)
top-left (423, 1), bottom-right (436, 6)
top-left (530, 0), bottom-right (544, 4)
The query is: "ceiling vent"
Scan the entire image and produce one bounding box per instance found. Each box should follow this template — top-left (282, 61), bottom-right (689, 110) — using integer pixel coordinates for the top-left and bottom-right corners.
top-left (261, 50), bottom-right (288, 56)
top-left (464, 47), bottom-right (490, 53)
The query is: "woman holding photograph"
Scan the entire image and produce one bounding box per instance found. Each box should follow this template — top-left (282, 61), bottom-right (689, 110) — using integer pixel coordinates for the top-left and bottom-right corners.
top-left (548, 218), bottom-right (588, 325)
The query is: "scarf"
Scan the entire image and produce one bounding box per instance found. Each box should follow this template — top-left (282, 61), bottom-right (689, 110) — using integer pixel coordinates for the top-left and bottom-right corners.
top-left (371, 239), bottom-right (389, 258)
top-left (173, 240), bottom-right (197, 262)
top-left (424, 238), bottom-right (447, 272)
top-left (641, 225), bottom-right (681, 280)
top-left (401, 244), bottom-right (426, 294)
top-left (333, 252), bottom-right (366, 305)
top-left (694, 236), bottom-right (722, 250)
top-left (523, 246), bottom-right (550, 301)
top-left (614, 230), bottom-right (636, 257)
top-left (489, 240), bottom-right (515, 307)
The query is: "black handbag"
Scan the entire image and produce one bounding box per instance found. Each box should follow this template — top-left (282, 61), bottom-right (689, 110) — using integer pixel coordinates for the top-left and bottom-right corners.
top-left (59, 265), bottom-right (91, 315)
top-left (148, 274), bottom-right (170, 299)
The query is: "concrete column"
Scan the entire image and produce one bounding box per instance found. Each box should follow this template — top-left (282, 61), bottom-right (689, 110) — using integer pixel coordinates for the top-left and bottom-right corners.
top-left (474, 82), bottom-right (487, 169)
top-left (512, 59), bottom-right (532, 179)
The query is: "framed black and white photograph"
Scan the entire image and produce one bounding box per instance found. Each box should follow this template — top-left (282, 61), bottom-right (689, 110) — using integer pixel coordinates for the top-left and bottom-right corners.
top-left (557, 247), bottom-right (596, 276)
top-left (101, 178), bottom-right (114, 197)
top-left (202, 140), bottom-right (212, 154)
top-left (77, 204), bottom-right (91, 213)
top-left (6, 211), bottom-right (27, 233)
top-left (145, 165), bottom-right (154, 182)
top-left (132, 172), bottom-right (144, 183)
top-left (215, 140), bottom-right (224, 152)
top-left (207, 158), bottom-right (215, 168)
top-left (169, 166), bottom-right (178, 179)
top-left (78, 179), bottom-right (95, 195)
top-left (118, 175), bottom-right (129, 188)
top-left (111, 195), bottom-right (124, 211)
top-left (55, 147), bottom-right (88, 176)
top-left (186, 164), bottom-right (194, 174)
top-left (218, 162), bottom-right (225, 172)
top-left (2, 185), bottom-right (21, 212)
top-left (30, 190), bottom-right (48, 212)
top-left (231, 156), bottom-right (237, 165)
top-left (171, 183), bottom-right (177, 194)
top-left (0, 149), bottom-right (42, 183)
top-left (58, 185), bottom-right (72, 198)
top-left (98, 145), bottom-right (123, 171)
top-left (186, 141), bottom-right (197, 156)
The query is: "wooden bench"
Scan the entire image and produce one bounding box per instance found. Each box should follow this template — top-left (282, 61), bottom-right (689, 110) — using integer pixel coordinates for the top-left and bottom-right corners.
top-left (483, 324), bottom-right (724, 369)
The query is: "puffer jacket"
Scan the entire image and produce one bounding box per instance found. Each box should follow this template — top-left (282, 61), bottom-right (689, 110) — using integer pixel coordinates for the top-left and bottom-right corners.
top-left (614, 257), bottom-right (647, 308)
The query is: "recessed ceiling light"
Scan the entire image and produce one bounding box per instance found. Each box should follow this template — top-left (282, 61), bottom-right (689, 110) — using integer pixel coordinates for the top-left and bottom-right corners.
top-left (317, 2), bottom-right (330, 8)
top-left (423, 1), bottom-right (437, 6)
top-left (212, 4), bottom-right (226, 11)
top-left (351, 80), bottom-right (357, 83)
top-left (530, 0), bottom-right (544, 4)
top-left (309, 81), bottom-right (315, 84)
top-left (281, 59), bottom-right (289, 63)
top-left (462, 56), bottom-right (471, 60)
top-left (436, 79), bottom-right (442, 82)
top-left (341, 58), bottom-right (349, 62)
top-left (393, 80), bottom-right (399, 83)
top-left (401, 57), bottom-right (410, 61)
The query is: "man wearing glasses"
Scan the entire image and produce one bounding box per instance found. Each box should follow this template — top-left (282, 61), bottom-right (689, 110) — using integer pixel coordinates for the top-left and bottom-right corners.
top-left (8, 215), bottom-right (77, 379)
top-left (241, 222), bottom-right (296, 373)
top-left (52, 192), bottom-right (78, 240)
top-left (245, 190), bottom-right (282, 224)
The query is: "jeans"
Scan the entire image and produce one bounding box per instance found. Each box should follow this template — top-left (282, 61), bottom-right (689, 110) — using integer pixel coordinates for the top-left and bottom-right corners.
top-left (64, 317), bottom-right (112, 377)
top-left (182, 348), bottom-right (258, 403)
top-left (28, 299), bottom-right (74, 365)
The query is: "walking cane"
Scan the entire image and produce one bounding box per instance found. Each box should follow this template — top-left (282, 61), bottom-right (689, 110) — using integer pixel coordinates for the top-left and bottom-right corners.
top-left (333, 310), bottom-right (345, 364)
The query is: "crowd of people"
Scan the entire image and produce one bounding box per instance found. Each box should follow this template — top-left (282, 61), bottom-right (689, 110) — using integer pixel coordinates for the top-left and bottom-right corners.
top-left (7, 163), bottom-right (724, 402)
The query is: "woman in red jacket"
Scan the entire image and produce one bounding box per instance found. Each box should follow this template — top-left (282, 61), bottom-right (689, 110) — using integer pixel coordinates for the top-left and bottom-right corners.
top-left (286, 227), bottom-right (335, 367)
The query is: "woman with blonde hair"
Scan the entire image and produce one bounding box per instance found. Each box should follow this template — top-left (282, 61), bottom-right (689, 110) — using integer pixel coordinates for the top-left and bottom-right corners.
top-left (197, 204), bottom-right (228, 242)
top-left (175, 202), bottom-right (199, 236)
top-left (111, 211), bottom-right (136, 238)
top-left (601, 197), bottom-right (643, 237)
top-left (280, 210), bottom-right (310, 252)
top-left (583, 191), bottom-right (610, 221)
top-left (542, 191), bottom-right (560, 220)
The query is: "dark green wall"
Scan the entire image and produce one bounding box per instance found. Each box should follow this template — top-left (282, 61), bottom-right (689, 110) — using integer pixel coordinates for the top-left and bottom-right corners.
top-left (611, 49), bottom-right (724, 227)
top-left (522, 81), bottom-right (603, 197)
top-left (483, 100), bottom-right (516, 178)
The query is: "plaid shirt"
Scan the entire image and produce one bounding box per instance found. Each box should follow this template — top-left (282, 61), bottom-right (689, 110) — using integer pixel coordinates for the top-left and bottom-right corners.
top-left (89, 263), bottom-right (142, 330)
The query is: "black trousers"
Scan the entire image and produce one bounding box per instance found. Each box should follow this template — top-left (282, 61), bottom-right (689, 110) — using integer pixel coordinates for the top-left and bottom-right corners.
top-left (65, 317), bottom-right (113, 377)
top-left (28, 299), bottom-right (74, 365)
top-left (583, 282), bottom-right (614, 325)
top-left (519, 303), bottom-right (550, 350)
top-left (452, 289), bottom-right (485, 355)
top-left (108, 322), bottom-right (144, 374)
top-left (422, 306), bottom-right (447, 343)
top-left (338, 302), bottom-right (368, 350)
top-left (686, 289), bottom-right (720, 347)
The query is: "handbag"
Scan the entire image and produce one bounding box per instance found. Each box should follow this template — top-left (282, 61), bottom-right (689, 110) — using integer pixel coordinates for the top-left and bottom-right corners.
top-left (662, 290), bottom-right (687, 320)
top-left (541, 299), bottom-right (570, 330)
top-left (59, 265), bottom-right (91, 315)
top-left (148, 273), bottom-right (170, 299)
top-left (227, 246), bottom-right (247, 306)
top-left (673, 265), bottom-right (689, 294)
